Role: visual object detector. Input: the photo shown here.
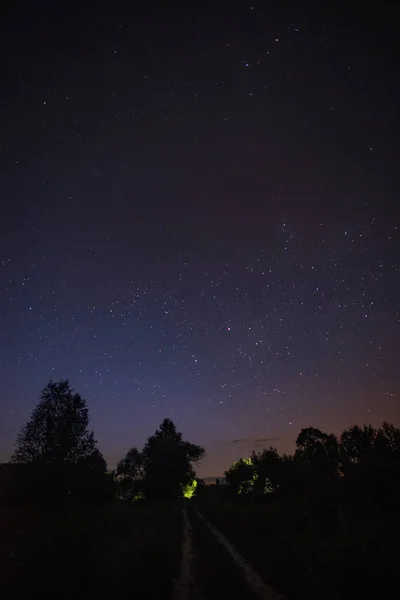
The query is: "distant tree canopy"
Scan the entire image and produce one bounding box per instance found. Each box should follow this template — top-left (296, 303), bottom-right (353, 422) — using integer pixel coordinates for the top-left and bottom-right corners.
top-left (338, 422), bottom-right (400, 509)
top-left (10, 378), bottom-right (399, 511)
top-left (340, 422), bottom-right (400, 465)
top-left (11, 379), bottom-right (106, 472)
top-left (224, 449), bottom-right (304, 496)
top-left (295, 427), bottom-right (340, 478)
top-left (116, 418), bottom-right (205, 501)
top-left (224, 422), bottom-right (400, 507)
top-left (225, 456), bottom-right (256, 495)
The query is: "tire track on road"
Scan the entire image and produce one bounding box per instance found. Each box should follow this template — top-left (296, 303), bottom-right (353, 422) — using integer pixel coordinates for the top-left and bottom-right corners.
top-left (175, 508), bottom-right (201, 600)
top-left (194, 508), bottom-right (283, 600)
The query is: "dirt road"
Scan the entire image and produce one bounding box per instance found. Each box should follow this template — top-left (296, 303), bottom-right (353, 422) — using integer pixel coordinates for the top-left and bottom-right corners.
top-left (175, 507), bottom-right (283, 600)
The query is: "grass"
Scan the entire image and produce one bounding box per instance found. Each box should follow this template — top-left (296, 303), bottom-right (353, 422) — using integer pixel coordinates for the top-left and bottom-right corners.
top-left (195, 494), bottom-right (400, 600)
top-left (3, 494), bottom-right (398, 600)
top-left (0, 501), bottom-right (183, 599)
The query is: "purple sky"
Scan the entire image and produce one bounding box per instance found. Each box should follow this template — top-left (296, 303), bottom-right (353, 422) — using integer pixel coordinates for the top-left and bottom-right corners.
top-left (1, 2), bottom-right (399, 477)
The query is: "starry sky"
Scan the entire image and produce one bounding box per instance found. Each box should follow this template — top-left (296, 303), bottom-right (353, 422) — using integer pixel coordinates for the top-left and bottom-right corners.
top-left (0, 2), bottom-right (399, 477)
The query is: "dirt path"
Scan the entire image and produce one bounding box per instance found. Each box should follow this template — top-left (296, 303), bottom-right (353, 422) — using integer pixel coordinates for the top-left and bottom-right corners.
top-left (174, 508), bottom-right (197, 600)
top-left (176, 506), bottom-right (283, 600)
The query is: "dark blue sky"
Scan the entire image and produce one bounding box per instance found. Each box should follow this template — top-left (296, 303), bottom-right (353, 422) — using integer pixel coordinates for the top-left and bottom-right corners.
top-left (1, 2), bottom-right (399, 477)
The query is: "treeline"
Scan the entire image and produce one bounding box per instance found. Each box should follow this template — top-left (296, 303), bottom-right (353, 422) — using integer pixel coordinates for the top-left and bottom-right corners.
top-left (2, 379), bottom-right (205, 504)
top-left (196, 425), bottom-right (400, 600)
top-left (2, 378), bottom-right (399, 513)
top-left (210, 423), bottom-right (400, 530)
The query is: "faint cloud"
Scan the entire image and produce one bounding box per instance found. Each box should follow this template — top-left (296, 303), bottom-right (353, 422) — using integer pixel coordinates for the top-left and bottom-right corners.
top-left (230, 437), bottom-right (280, 446)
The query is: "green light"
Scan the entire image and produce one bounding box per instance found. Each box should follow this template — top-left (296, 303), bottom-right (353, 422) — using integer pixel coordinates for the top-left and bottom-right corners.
top-left (182, 478), bottom-right (197, 499)
top-left (133, 491), bottom-right (145, 501)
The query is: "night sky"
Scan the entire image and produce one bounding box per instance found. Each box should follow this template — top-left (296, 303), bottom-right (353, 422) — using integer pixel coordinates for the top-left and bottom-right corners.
top-left (1, 2), bottom-right (399, 478)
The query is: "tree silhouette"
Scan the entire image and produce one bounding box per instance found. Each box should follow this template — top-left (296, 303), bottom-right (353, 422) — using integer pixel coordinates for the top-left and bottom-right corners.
top-left (141, 418), bottom-right (205, 501)
top-left (340, 422), bottom-right (400, 512)
top-left (11, 379), bottom-right (103, 469)
top-left (220, 423), bottom-right (398, 548)
top-left (295, 427), bottom-right (340, 477)
top-left (224, 457), bottom-right (256, 495)
top-left (340, 424), bottom-right (377, 465)
top-left (379, 421), bottom-right (400, 457)
top-left (251, 447), bottom-right (283, 495)
top-left (116, 447), bottom-right (144, 499)
top-left (225, 448), bottom-right (305, 498)
top-left (340, 422), bottom-right (400, 466)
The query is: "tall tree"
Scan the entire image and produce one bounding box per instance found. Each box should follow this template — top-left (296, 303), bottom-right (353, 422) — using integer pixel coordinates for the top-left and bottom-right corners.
top-left (141, 418), bottom-right (205, 500)
top-left (11, 379), bottom-right (104, 469)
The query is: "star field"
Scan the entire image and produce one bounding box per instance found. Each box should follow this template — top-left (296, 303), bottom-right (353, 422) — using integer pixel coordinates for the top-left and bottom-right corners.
top-left (0, 2), bottom-right (399, 477)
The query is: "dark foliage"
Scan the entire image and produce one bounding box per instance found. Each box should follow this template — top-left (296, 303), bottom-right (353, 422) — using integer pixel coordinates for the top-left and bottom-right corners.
top-left (116, 418), bottom-right (205, 500)
top-left (224, 457), bottom-right (255, 495)
top-left (11, 380), bottom-right (104, 467)
top-left (8, 380), bottom-right (111, 503)
top-left (222, 421), bottom-right (400, 521)
top-left (142, 418), bottom-right (205, 500)
top-left (295, 426), bottom-right (340, 479)
top-left (115, 447), bottom-right (144, 500)
top-left (340, 422), bottom-right (400, 515)
top-left (203, 421), bottom-right (400, 600)
top-left (0, 463), bottom-right (115, 505)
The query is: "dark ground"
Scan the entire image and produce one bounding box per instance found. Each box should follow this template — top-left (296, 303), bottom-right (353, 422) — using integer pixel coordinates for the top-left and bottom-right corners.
top-left (0, 502), bottom-right (181, 600)
top-left (1, 499), bottom-right (399, 600)
top-left (194, 494), bottom-right (400, 600)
